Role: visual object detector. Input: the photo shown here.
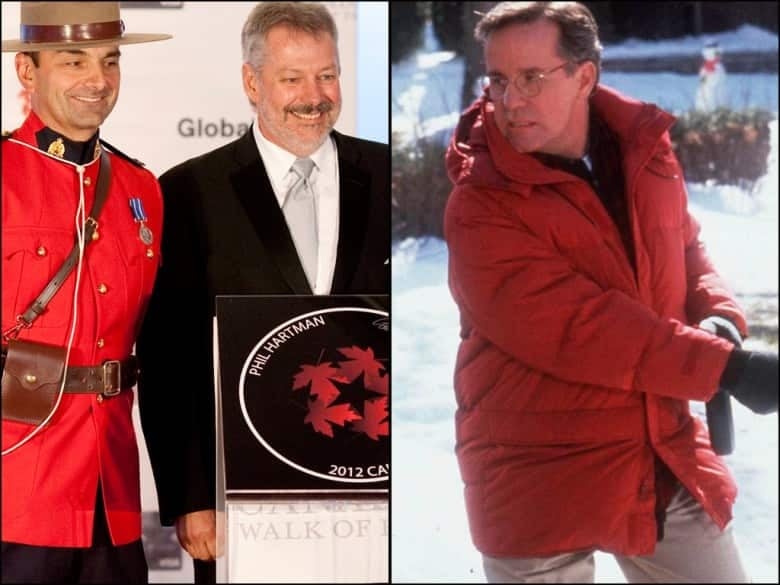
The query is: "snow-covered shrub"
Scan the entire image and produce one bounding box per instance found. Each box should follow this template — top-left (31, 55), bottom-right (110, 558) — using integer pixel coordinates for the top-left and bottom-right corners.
top-left (670, 107), bottom-right (774, 187)
top-left (392, 132), bottom-right (450, 241)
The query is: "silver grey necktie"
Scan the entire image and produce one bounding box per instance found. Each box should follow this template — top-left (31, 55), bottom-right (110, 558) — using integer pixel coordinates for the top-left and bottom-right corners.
top-left (283, 158), bottom-right (318, 289)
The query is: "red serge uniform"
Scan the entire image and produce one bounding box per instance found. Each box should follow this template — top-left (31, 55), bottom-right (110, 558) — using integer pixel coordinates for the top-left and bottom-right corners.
top-left (1, 112), bottom-right (162, 547)
top-left (444, 85), bottom-right (747, 557)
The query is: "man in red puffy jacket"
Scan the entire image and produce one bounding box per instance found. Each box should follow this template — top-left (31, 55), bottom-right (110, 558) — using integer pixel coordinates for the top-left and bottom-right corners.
top-left (444, 2), bottom-right (778, 582)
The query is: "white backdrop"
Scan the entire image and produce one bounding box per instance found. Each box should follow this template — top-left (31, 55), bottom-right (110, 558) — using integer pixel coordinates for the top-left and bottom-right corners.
top-left (1, 2), bottom-right (387, 582)
top-left (1, 1), bottom-right (377, 176)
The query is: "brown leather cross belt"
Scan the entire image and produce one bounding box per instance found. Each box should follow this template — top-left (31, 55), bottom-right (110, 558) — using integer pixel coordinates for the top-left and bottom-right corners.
top-left (63, 357), bottom-right (139, 397)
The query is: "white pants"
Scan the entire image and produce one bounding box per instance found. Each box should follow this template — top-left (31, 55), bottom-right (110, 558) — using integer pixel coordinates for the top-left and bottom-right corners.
top-left (482, 485), bottom-right (748, 583)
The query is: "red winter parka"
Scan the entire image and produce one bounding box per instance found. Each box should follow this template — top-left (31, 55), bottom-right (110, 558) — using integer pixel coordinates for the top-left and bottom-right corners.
top-left (2, 112), bottom-right (162, 547)
top-left (444, 85), bottom-right (748, 557)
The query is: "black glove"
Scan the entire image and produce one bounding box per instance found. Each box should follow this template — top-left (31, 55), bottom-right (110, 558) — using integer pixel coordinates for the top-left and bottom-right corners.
top-left (720, 349), bottom-right (779, 415)
top-left (700, 315), bottom-right (741, 454)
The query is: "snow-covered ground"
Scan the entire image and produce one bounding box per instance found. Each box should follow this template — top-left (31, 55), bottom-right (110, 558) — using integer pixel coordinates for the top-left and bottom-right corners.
top-left (602, 24), bottom-right (779, 59)
top-left (392, 22), bottom-right (779, 146)
top-left (391, 23), bottom-right (779, 583)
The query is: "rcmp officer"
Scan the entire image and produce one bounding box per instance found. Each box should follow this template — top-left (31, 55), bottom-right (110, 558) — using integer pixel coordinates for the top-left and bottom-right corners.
top-left (1, 3), bottom-right (170, 583)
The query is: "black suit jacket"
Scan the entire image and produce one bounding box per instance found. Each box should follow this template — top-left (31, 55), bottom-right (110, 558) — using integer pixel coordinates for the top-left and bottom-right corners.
top-left (136, 129), bottom-right (388, 525)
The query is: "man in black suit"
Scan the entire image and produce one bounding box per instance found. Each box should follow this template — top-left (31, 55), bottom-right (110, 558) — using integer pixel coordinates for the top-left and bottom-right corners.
top-left (135, 2), bottom-right (388, 583)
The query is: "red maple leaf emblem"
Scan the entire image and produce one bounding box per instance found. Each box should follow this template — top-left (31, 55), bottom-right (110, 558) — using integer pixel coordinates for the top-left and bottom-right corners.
top-left (337, 346), bottom-right (388, 395)
top-left (292, 346), bottom-right (389, 440)
top-left (349, 396), bottom-right (388, 441)
top-left (292, 362), bottom-right (346, 405)
top-left (304, 398), bottom-right (361, 438)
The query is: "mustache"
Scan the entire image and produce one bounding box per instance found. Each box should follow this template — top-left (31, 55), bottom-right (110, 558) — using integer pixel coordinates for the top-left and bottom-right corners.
top-left (285, 102), bottom-right (334, 116)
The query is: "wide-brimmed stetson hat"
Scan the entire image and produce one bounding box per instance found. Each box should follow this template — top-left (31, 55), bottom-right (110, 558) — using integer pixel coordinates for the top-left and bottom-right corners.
top-left (1, 2), bottom-right (172, 52)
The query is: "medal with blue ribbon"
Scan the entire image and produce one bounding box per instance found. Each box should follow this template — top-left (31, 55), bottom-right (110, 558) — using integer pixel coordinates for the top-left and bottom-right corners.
top-left (129, 197), bottom-right (153, 245)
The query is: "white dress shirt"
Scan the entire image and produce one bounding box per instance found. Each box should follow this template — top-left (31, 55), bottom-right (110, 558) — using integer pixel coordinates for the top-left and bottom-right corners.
top-left (253, 123), bottom-right (340, 294)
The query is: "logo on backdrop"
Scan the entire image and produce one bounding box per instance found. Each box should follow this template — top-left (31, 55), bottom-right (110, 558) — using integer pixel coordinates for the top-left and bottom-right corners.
top-left (177, 118), bottom-right (250, 138)
top-left (239, 307), bottom-right (389, 484)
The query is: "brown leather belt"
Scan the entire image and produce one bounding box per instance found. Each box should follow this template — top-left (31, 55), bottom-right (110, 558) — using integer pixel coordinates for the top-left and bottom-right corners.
top-left (62, 357), bottom-right (139, 397)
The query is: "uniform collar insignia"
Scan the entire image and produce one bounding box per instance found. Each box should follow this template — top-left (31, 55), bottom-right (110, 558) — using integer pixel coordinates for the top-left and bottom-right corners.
top-left (47, 136), bottom-right (65, 158)
top-left (35, 126), bottom-right (99, 164)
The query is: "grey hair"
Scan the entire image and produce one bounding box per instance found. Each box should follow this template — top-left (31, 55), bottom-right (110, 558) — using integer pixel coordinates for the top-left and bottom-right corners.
top-left (475, 2), bottom-right (602, 83)
top-left (241, 2), bottom-right (339, 70)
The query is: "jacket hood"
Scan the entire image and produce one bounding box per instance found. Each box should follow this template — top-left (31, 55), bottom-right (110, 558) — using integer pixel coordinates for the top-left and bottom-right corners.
top-left (445, 91), bottom-right (505, 191)
top-left (446, 84), bottom-right (676, 194)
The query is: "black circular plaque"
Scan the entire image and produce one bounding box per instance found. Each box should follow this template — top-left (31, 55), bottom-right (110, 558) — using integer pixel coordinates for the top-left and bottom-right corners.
top-left (238, 307), bottom-right (389, 483)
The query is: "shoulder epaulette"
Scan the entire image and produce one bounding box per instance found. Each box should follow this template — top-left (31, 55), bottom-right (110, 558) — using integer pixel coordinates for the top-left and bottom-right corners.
top-left (99, 138), bottom-right (146, 168)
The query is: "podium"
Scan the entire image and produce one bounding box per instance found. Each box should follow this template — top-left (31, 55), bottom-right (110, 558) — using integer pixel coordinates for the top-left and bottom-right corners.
top-left (214, 296), bottom-right (389, 583)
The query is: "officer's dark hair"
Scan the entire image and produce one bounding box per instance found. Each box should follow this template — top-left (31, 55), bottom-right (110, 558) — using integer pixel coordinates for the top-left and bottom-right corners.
top-left (23, 51), bottom-right (40, 67)
top-left (475, 2), bottom-right (602, 86)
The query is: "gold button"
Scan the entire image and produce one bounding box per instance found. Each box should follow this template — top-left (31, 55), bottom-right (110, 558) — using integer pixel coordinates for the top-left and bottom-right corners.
top-left (36, 246), bottom-right (47, 257)
top-left (96, 395), bottom-right (104, 404)
top-left (146, 248), bottom-right (154, 258)
top-left (84, 176), bottom-right (92, 186)
top-left (91, 230), bottom-right (100, 241)
top-left (97, 283), bottom-right (108, 294)
top-left (96, 338), bottom-right (105, 348)
top-left (25, 374), bottom-right (37, 384)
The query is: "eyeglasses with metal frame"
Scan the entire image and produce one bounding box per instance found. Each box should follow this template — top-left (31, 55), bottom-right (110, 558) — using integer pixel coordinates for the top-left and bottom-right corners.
top-left (481, 61), bottom-right (574, 99)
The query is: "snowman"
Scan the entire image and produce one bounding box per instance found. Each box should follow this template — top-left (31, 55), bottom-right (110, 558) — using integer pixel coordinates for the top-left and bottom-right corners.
top-left (695, 41), bottom-right (727, 112)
